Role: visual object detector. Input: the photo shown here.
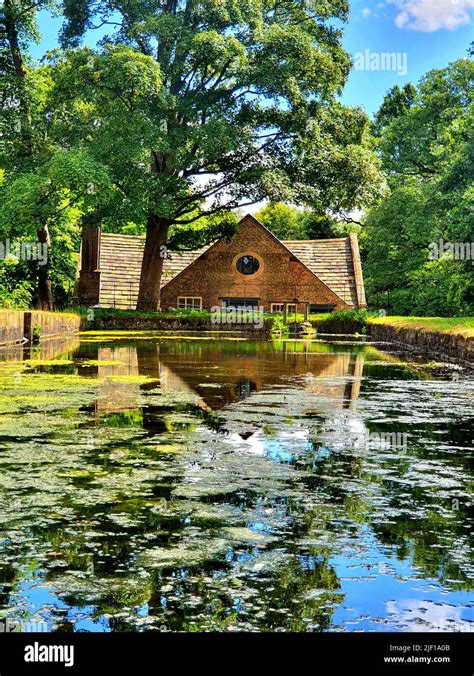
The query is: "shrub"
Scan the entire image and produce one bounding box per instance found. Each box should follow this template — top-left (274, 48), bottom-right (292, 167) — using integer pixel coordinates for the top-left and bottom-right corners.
top-left (0, 264), bottom-right (33, 308)
top-left (314, 309), bottom-right (368, 334)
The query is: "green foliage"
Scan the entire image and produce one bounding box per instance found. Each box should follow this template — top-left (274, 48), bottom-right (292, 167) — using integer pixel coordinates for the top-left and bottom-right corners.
top-left (256, 202), bottom-right (307, 239)
top-left (256, 201), bottom-right (351, 240)
top-left (47, 19), bottom-right (384, 228)
top-left (79, 307), bottom-right (213, 327)
top-left (270, 314), bottom-right (288, 335)
top-left (313, 309), bottom-right (368, 334)
top-left (363, 59), bottom-right (474, 317)
top-left (0, 148), bottom-right (112, 308)
top-left (326, 309), bottom-right (368, 324)
top-left (32, 323), bottom-right (41, 342)
top-left (300, 210), bottom-right (342, 239)
top-left (372, 83), bottom-right (417, 137)
top-left (0, 262), bottom-right (33, 308)
top-left (167, 211), bottom-right (239, 250)
top-left (1, 2), bottom-right (120, 309)
top-left (55, 14), bottom-right (381, 223)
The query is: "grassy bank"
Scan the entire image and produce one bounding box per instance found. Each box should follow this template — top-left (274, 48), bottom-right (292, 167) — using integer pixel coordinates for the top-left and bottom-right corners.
top-left (65, 307), bottom-right (474, 339)
top-left (368, 316), bottom-right (474, 339)
top-left (310, 310), bottom-right (368, 334)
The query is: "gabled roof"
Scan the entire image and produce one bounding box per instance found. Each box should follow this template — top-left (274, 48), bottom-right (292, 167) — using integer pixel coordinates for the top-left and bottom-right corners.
top-left (283, 238), bottom-right (359, 307)
top-left (98, 233), bottom-right (212, 309)
top-left (95, 216), bottom-right (365, 310)
top-left (234, 214), bottom-right (364, 308)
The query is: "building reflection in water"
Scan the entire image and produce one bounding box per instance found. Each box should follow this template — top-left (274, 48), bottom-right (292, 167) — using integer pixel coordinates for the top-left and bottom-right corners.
top-left (79, 341), bottom-right (364, 406)
top-left (1, 335), bottom-right (472, 632)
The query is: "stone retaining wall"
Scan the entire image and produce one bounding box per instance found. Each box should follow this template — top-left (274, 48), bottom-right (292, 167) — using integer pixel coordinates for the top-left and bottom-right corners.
top-left (87, 314), bottom-right (272, 334)
top-left (0, 310), bottom-right (83, 346)
top-left (368, 323), bottom-right (473, 366)
top-left (24, 311), bottom-right (83, 343)
top-left (312, 318), bottom-right (366, 334)
top-left (0, 310), bottom-right (25, 346)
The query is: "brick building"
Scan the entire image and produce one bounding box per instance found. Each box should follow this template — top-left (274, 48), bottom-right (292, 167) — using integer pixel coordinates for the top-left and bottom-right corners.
top-left (77, 214), bottom-right (366, 313)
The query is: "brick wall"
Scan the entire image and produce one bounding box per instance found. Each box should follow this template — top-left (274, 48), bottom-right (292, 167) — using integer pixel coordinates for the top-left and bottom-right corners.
top-left (76, 226), bottom-right (101, 306)
top-left (161, 216), bottom-right (347, 312)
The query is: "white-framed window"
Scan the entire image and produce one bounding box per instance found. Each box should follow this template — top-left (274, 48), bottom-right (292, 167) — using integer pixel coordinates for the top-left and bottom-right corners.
top-left (286, 304), bottom-right (297, 314)
top-left (271, 303), bottom-right (285, 314)
top-left (177, 297), bottom-right (202, 310)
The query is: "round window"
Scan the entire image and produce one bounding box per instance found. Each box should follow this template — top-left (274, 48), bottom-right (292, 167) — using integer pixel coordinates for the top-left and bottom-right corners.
top-left (236, 255), bottom-right (260, 275)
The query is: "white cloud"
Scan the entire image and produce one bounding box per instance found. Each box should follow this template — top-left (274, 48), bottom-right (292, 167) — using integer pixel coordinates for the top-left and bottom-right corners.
top-left (362, 7), bottom-right (372, 16)
top-left (389, 0), bottom-right (474, 31)
top-left (385, 599), bottom-right (474, 632)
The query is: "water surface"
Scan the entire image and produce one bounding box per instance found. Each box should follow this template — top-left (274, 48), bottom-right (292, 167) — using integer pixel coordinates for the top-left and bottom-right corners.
top-left (0, 334), bottom-right (472, 632)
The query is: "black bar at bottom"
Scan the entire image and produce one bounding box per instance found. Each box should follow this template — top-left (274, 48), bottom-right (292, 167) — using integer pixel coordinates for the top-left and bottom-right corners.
top-left (0, 632), bottom-right (471, 675)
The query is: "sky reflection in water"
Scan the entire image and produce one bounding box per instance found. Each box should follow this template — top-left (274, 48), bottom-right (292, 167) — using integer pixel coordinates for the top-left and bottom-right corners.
top-left (0, 334), bottom-right (472, 633)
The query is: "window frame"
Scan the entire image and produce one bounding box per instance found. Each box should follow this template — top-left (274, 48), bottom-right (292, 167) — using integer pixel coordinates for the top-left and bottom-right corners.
top-left (177, 296), bottom-right (203, 310)
top-left (232, 252), bottom-right (264, 279)
top-left (236, 255), bottom-right (260, 276)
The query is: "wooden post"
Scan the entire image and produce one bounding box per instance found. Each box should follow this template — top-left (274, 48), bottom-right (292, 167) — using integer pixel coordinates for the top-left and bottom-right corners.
top-left (283, 304), bottom-right (288, 325)
top-left (304, 303), bottom-right (309, 322)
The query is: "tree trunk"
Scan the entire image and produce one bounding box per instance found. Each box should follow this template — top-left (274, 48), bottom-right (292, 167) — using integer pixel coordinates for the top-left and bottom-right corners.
top-left (36, 226), bottom-right (53, 311)
top-left (4, 0), bottom-right (34, 155)
top-left (37, 275), bottom-right (53, 311)
top-left (136, 216), bottom-right (171, 311)
top-left (5, 0), bottom-right (54, 311)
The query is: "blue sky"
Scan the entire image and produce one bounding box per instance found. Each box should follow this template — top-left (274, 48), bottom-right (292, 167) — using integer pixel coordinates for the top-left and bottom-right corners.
top-left (343, 0), bottom-right (473, 114)
top-left (31, 0), bottom-right (473, 117)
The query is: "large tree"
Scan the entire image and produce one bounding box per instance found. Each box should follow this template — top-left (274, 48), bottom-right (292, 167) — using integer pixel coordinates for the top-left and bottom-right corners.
top-left (58, 0), bottom-right (383, 310)
top-left (372, 83), bottom-right (417, 138)
top-left (0, 147), bottom-right (114, 307)
top-left (364, 58), bottom-right (474, 316)
top-left (0, 0), bottom-right (57, 308)
top-left (1, 1), bottom-right (120, 309)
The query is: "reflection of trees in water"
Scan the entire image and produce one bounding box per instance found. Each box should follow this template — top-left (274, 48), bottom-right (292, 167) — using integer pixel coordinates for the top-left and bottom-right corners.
top-left (0, 565), bottom-right (20, 608)
top-left (372, 514), bottom-right (473, 590)
top-left (0, 337), bottom-right (472, 632)
top-left (142, 550), bottom-right (342, 632)
top-left (1, 437), bottom-right (470, 633)
top-left (306, 431), bottom-right (473, 592)
top-left (135, 495), bottom-right (346, 632)
top-left (0, 504), bottom-right (343, 632)
top-left (0, 432), bottom-right (347, 631)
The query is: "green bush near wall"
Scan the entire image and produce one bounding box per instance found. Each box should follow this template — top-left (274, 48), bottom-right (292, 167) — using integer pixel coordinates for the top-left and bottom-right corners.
top-left (312, 309), bottom-right (368, 335)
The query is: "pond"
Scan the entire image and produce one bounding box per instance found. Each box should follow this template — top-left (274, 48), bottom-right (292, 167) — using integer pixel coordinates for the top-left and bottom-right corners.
top-left (0, 333), bottom-right (472, 632)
